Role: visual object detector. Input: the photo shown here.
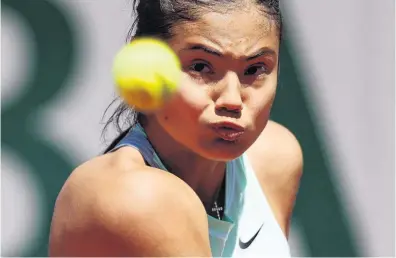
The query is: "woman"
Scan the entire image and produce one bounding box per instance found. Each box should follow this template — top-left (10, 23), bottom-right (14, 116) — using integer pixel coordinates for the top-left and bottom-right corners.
top-left (49, 0), bottom-right (303, 256)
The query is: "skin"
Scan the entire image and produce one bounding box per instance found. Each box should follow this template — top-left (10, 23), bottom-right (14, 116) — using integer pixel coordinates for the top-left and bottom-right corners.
top-left (49, 4), bottom-right (303, 257)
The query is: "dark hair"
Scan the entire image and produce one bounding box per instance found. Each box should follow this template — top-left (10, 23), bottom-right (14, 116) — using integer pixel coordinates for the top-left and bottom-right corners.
top-left (102, 0), bottom-right (282, 153)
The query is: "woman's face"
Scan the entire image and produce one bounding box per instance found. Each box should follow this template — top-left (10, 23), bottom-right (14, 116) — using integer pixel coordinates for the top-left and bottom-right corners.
top-left (151, 6), bottom-right (280, 161)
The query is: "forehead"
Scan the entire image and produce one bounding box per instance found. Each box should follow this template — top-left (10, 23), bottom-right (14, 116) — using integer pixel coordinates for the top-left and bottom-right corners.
top-left (170, 7), bottom-right (279, 56)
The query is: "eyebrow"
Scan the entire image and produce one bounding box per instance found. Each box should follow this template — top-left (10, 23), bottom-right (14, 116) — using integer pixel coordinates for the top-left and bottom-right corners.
top-left (246, 47), bottom-right (276, 61)
top-left (187, 44), bottom-right (222, 56)
top-left (182, 44), bottom-right (276, 61)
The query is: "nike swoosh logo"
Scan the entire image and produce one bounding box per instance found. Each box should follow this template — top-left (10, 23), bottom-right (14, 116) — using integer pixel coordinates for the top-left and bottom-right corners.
top-left (239, 224), bottom-right (264, 249)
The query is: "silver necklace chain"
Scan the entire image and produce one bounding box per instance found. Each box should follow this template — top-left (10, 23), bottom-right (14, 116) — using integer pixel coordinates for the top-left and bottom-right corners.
top-left (211, 175), bottom-right (226, 220)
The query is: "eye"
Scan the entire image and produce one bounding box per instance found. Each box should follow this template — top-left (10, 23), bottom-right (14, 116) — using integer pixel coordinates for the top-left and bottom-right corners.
top-left (244, 64), bottom-right (268, 76)
top-left (189, 61), bottom-right (213, 74)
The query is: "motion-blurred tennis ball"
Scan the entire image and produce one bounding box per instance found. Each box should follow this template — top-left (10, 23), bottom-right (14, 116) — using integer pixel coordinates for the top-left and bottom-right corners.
top-left (112, 37), bottom-right (182, 111)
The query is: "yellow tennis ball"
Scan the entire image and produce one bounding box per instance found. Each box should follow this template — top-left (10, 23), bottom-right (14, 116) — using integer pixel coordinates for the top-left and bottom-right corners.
top-left (112, 37), bottom-right (182, 111)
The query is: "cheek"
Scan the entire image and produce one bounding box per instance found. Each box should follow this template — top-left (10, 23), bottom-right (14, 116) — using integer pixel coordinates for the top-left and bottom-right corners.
top-left (159, 76), bottom-right (210, 122)
top-left (158, 74), bottom-right (205, 115)
top-left (156, 103), bottom-right (196, 131)
top-left (247, 83), bottom-right (276, 112)
top-left (154, 83), bottom-right (209, 143)
top-left (154, 105), bottom-right (199, 149)
top-left (245, 83), bottom-right (276, 129)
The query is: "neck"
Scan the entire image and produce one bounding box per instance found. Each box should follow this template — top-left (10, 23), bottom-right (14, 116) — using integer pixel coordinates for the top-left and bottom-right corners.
top-left (142, 116), bottom-right (226, 206)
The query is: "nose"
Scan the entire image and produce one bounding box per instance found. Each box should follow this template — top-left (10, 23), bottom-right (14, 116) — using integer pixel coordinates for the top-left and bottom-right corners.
top-left (215, 72), bottom-right (243, 113)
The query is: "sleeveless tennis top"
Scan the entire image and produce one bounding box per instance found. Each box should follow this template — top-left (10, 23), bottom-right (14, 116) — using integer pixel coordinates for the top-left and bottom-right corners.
top-left (111, 123), bottom-right (291, 257)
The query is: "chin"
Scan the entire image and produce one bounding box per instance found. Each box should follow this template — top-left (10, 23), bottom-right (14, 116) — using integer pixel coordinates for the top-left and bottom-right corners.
top-left (198, 140), bottom-right (248, 161)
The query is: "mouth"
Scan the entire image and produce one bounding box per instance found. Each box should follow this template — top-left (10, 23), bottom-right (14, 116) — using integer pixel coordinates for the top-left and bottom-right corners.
top-left (211, 122), bottom-right (245, 142)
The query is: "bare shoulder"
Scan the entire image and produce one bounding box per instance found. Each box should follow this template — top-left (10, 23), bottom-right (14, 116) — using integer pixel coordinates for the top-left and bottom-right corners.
top-left (49, 147), bottom-right (210, 256)
top-left (246, 120), bottom-right (303, 237)
top-left (247, 120), bottom-right (303, 177)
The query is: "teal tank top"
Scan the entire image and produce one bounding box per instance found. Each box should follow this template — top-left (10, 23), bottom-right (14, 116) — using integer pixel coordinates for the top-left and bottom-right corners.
top-left (111, 123), bottom-right (291, 257)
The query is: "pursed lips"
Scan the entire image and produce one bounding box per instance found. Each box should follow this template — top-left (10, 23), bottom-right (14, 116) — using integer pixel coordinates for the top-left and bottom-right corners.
top-left (211, 121), bottom-right (245, 141)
